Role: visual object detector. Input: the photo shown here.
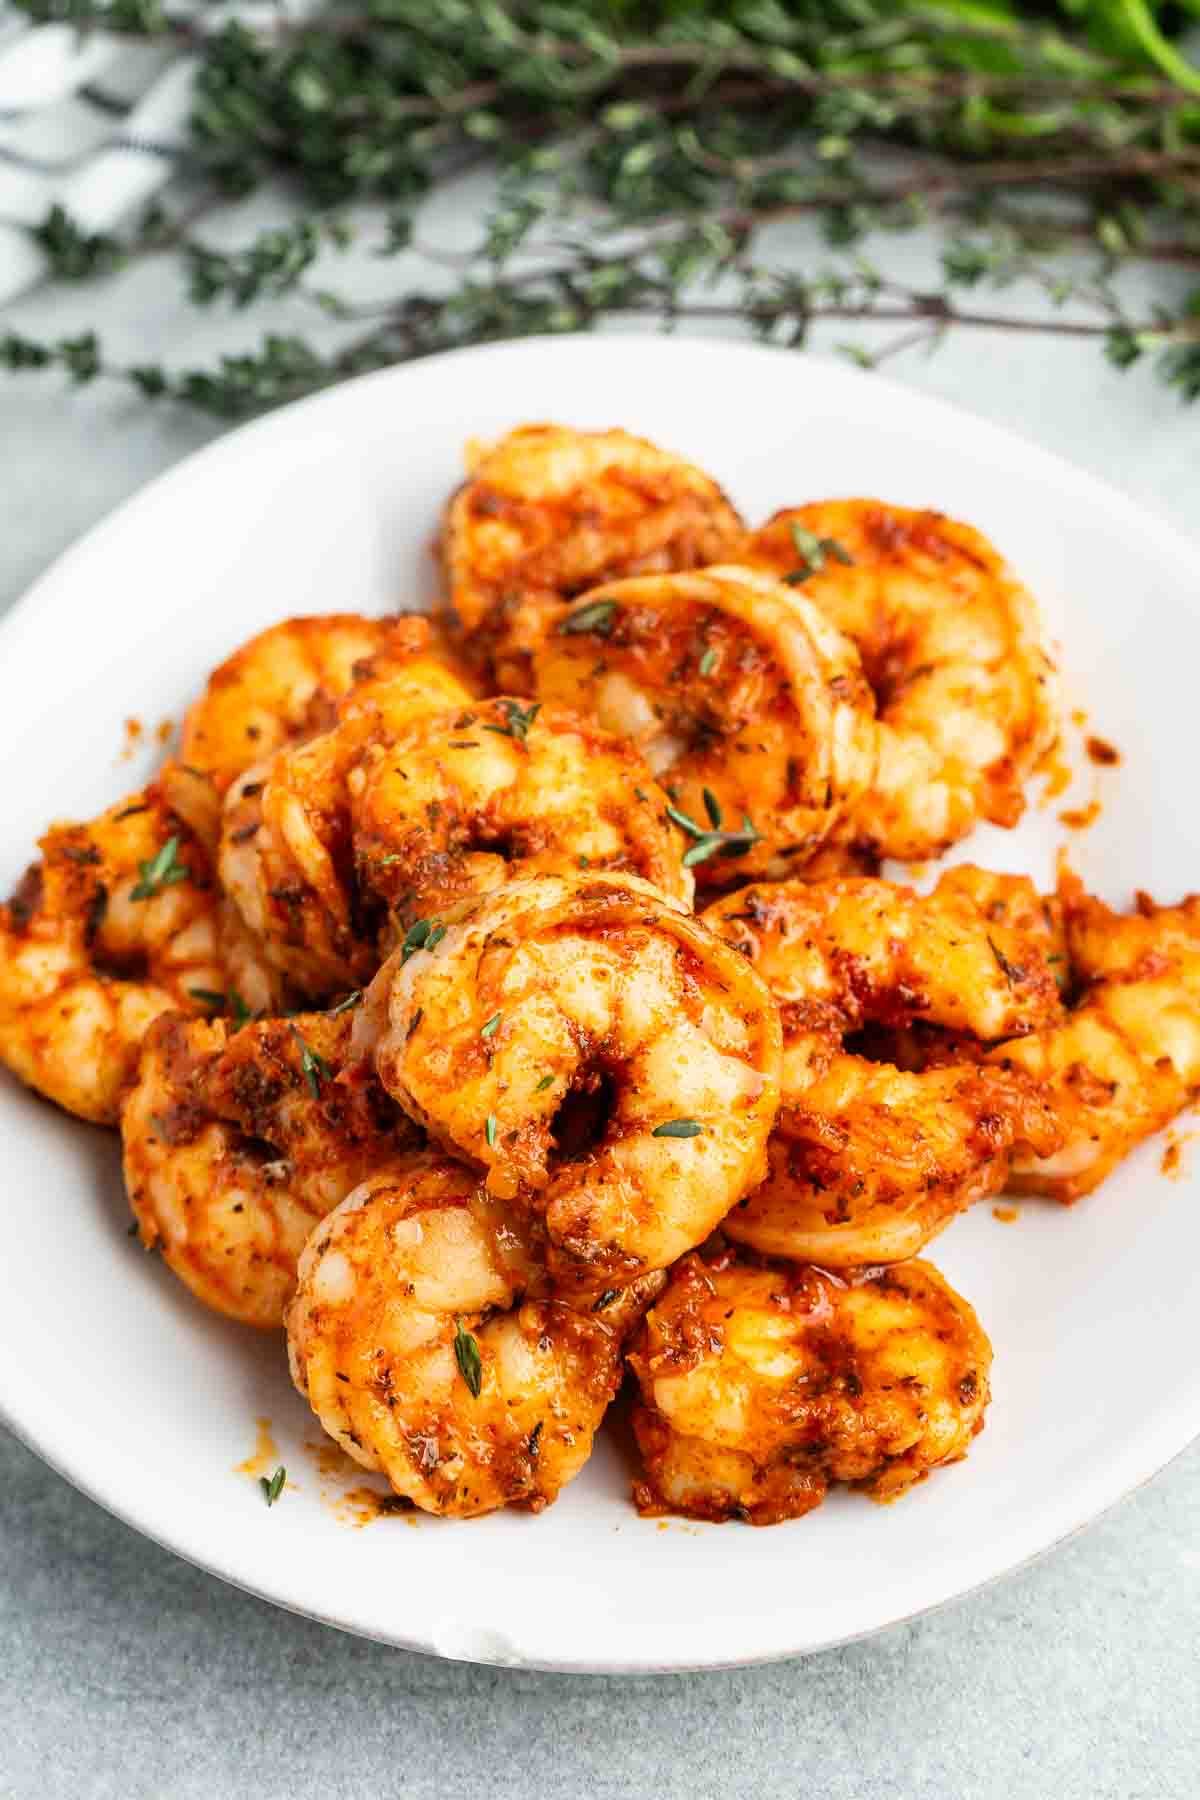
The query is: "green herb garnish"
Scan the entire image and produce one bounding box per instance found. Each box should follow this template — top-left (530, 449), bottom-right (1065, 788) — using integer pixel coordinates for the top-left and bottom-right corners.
top-left (328, 989), bottom-right (363, 1015)
top-left (453, 1320), bottom-right (482, 1398)
top-left (652, 1118), bottom-right (704, 1138)
top-left (534, 1074), bottom-right (555, 1094)
top-left (289, 1025), bottom-right (333, 1099)
top-left (698, 646), bottom-right (717, 677)
top-left (668, 802), bottom-right (763, 870)
top-left (188, 985), bottom-right (252, 1028)
top-left (988, 937), bottom-right (1027, 988)
top-left (188, 987), bottom-right (227, 1011)
top-left (130, 836), bottom-right (188, 901)
top-left (260, 1465), bottom-right (286, 1507)
top-left (784, 522), bottom-right (855, 584)
top-left (485, 1114), bottom-right (498, 1148)
top-left (560, 599), bottom-right (617, 637)
top-left (400, 917), bottom-right (445, 963)
top-left (480, 1011), bottom-right (502, 1039)
top-left (482, 699), bottom-right (541, 742)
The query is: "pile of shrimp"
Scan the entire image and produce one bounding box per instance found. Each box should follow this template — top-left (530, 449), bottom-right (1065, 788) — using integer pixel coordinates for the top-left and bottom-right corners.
top-left (5, 421), bottom-right (1196, 1530)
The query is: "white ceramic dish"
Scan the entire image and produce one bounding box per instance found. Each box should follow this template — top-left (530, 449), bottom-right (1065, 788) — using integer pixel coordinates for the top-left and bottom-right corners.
top-left (2, 335), bottom-right (1198, 1673)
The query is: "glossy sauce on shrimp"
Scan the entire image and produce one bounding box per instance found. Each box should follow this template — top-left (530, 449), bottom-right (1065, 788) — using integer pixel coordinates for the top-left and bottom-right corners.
top-left (534, 567), bottom-right (877, 885)
top-left (740, 501), bottom-right (1059, 859)
top-left (358, 872), bottom-right (782, 1296)
top-left (704, 872), bottom-right (1063, 1264)
top-left (180, 614), bottom-right (437, 798)
top-left (438, 423), bottom-right (745, 690)
top-left (991, 872), bottom-right (1200, 1199)
top-left (0, 769), bottom-right (279, 1124)
top-left (219, 630), bottom-right (477, 995)
top-left (287, 1151), bottom-right (660, 1516)
top-left (629, 1245), bottom-right (991, 1525)
top-left (349, 698), bottom-right (692, 927)
top-left (123, 1004), bottom-right (417, 1326)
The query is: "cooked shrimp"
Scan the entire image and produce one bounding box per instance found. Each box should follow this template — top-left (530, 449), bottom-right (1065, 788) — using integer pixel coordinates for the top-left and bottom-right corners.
top-left (931, 865), bottom-right (1067, 968)
top-left (0, 775), bottom-right (279, 1124)
top-left (359, 872), bottom-right (782, 1296)
top-left (349, 698), bottom-right (692, 927)
top-left (739, 502), bottom-right (1059, 859)
top-left (991, 872), bottom-right (1200, 1200)
top-left (438, 424), bottom-right (745, 691)
top-left (287, 1151), bottom-right (661, 1516)
top-left (704, 874), bottom-right (1063, 1264)
top-left (123, 1005), bottom-right (418, 1327)
top-left (180, 614), bottom-right (436, 798)
top-left (219, 637), bottom-right (477, 995)
top-left (533, 567), bottom-right (877, 886)
top-left (629, 1246), bottom-right (992, 1525)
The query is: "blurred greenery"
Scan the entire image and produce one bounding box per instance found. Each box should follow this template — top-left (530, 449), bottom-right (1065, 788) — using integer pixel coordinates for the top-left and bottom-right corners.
top-left (5, 0), bottom-right (1200, 413)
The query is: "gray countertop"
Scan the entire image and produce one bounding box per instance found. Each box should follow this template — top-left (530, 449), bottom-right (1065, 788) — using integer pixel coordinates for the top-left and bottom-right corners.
top-left (2, 255), bottom-right (1198, 1798)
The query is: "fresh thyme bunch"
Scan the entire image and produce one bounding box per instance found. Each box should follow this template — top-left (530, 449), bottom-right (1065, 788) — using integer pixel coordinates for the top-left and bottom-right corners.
top-left (5, 0), bottom-right (1200, 418)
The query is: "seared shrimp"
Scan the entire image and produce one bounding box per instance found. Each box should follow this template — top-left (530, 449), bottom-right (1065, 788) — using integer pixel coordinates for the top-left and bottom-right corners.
top-left (220, 636), bottom-right (476, 995)
top-left (438, 424), bottom-right (744, 691)
top-left (991, 872), bottom-right (1200, 1199)
top-left (0, 773), bottom-right (279, 1124)
top-left (350, 699), bottom-right (692, 926)
top-left (123, 1006), bottom-right (417, 1327)
top-left (180, 615), bottom-right (441, 798)
top-left (629, 1245), bottom-right (991, 1525)
top-left (359, 873), bottom-right (782, 1295)
top-left (534, 567), bottom-right (877, 886)
top-left (704, 874), bottom-right (1063, 1264)
top-left (740, 502), bottom-right (1059, 859)
top-left (287, 1151), bottom-right (660, 1516)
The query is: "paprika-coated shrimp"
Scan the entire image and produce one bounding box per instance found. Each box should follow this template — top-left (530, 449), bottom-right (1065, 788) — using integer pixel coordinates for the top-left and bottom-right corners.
top-left (534, 567), bottom-right (877, 886)
top-left (0, 770), bottom-right (279, 1125)
top-left (219, 638), bottom-right (476, 996)
top-left (349, 698), bottom-right (692, 927)
top-left (287, 1151), bottom-right (661, 1516)
top-left (180, 615), bottom-right (447, 798)
top-left (740, 501), bottom-right (1059, 859)
top-left (629, 1245), bottom-right (992, 1525)
top-left (438, 423), bottom-right (745, 691)
top-left (991, 872), bottom-right (1200, 1200)
top-left (124, 1008), bottom-right (417, 1332)
top-left (358, 873), bottom-right (782, 1296)
top-left (123, 1005), bottom-right (418, 1327)
top-left (704, 873), bottom-right (1063, 1264)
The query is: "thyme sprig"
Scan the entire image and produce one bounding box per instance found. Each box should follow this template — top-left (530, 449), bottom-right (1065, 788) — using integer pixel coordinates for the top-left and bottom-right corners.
top-left (289, 1024), bottom-right (334, 1099)
top-left (667, 799), bottom-right (763, 869)
top-left (129, 836), bottom-right (189, 901)
top-left (6, 2), bottom-right (1200, 409)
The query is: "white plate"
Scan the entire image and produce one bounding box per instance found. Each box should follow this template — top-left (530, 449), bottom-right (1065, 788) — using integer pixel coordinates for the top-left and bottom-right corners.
top-left (2, 335), bottom-right (1198, 1673)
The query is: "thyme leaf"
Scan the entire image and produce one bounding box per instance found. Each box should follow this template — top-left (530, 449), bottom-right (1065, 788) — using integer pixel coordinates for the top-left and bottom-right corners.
top-left (560, 599), bottom-right (617, 637)
top-left (327, 989), bottom-right (363, 1015)
top-left (130, 836), bottom-right (188, 901)
top-left (260, 1465), bottom-right (286, 1507)
top-left (784, 523), bottom-right (856, 584)
top-left (289, 1024), bottom-right (333, 1099)
top-left (453, 1319), bottom-right (482, 1398)
top-left (481, 699), bottom-right (541, 742)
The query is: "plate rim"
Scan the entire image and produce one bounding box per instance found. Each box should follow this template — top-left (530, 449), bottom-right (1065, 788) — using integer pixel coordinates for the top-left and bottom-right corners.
top-left (3, 330), bottom-right (1199, 1673)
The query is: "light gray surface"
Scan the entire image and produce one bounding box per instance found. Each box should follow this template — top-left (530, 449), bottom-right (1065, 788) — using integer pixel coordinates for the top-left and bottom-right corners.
top-left (2, 259), bottom-right (1199, 1798)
